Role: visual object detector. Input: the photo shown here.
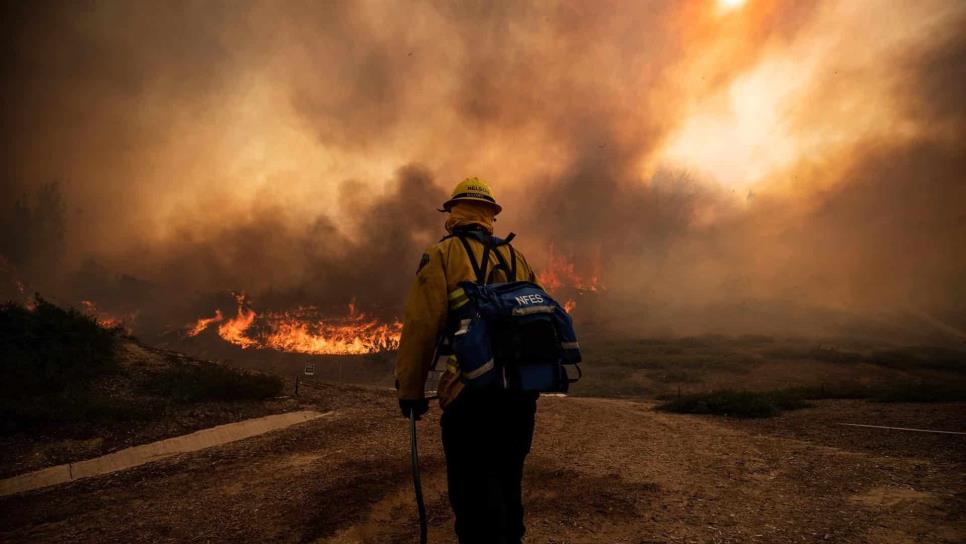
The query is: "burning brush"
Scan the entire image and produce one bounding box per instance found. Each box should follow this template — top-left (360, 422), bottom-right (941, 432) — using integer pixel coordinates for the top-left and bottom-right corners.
top-left (186, 292), bottom-right (402, 356)
top-left (537, 245), bottom-right (603, 315)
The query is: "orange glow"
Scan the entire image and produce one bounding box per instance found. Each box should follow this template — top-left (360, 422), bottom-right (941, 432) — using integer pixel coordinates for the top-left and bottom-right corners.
top-left (563, 299), bottom-right (577, 314)
top-left (79, 300), bottom-right (123, 329)
top-left (537, 245), bottom-right (601, 293)
top-left (186, 309), bottom-right (224, 337)
top-left (718, 0), bottom-right (746, 11)
top-left (193, 294), bottom-right (401, 355)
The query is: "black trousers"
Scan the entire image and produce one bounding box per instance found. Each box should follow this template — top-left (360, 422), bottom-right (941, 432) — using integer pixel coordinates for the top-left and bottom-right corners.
top-left (440, 390), bottom-right (538, 544)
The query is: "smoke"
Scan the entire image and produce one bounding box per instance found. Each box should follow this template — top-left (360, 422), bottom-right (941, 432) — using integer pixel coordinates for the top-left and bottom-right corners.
top-left (1, 0), bottom-right (964, 340)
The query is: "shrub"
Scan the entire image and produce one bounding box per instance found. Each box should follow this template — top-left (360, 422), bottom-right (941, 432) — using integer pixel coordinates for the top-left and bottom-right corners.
top-left (656, 382), bottom-right (965, 421)
top-left (873, 383), bottom-right (966, 403)
top-left (788, 382), bottom-right (966, 403)
top-left (869, 347), bottom-right (965, 372)
top-left (0, 296), bottom-right (118, 399)
top-left (784, 383), bottom-right (877, 400)
top-left (142, 362), bottom-right (283, 403)
top-left (657, 389), bottom-right (809, 418)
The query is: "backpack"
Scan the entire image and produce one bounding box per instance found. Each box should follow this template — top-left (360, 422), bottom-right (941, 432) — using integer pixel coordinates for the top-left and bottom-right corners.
top-left (440, 229), bottom-right (582, 393)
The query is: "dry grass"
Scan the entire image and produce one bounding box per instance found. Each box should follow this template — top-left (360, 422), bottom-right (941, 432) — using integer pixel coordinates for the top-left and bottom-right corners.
top-left (572, 334), bottom-right (966, 402)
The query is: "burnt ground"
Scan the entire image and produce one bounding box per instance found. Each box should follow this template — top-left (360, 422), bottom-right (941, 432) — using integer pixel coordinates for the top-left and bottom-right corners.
top-left (1, 384), bottom-right (962, 544)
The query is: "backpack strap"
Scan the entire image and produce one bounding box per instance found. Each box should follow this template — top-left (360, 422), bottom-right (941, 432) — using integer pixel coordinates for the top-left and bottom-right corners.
top-left (484, 232), bottom-right (520, 283)
top-left (447, 228), bottom-right (519, 284)
top-left (497, 232), bottom-right (518, 281)
top-left (455, 234), bottom-right (486, 284)
top-left (508, 245), bottom-right (518, 280)
top-left (488, 242), bottom-right (513, 283)
top-left (496, 232), bottom-right (517, 281)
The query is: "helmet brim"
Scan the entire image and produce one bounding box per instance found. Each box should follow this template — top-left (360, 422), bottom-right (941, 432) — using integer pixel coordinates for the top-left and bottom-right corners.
top-left (440, 196), bottom-right (502, 215)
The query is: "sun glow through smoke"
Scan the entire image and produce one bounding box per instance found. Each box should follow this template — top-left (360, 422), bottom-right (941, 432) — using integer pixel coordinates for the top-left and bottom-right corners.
top-left (718, 0), bottom-right (746, 11)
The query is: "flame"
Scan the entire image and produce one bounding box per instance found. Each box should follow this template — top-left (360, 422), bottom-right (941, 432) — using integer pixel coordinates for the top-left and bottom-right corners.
top-left (186, 309), bottom-right (224, 336)
top-left (193, 293), bottom-right (401, 355)
top-left (537, 245), bottom-right (601, 293)
top-left (563, 299), bottom-right (577, 314)
top-left (217, 292), bottom-right (258, 348)
top-left (262, 306), bottom-right (402, 355)
top-left (79, 299), bottom-right (124, 329)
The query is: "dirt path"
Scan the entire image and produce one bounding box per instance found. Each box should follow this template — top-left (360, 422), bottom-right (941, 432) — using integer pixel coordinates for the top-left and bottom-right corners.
top-left (1, 390), bottom-right (962, 543)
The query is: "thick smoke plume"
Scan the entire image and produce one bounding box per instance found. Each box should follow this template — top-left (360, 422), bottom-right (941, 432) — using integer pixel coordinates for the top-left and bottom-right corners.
top-left (1, 1), bottom-right (964, 341)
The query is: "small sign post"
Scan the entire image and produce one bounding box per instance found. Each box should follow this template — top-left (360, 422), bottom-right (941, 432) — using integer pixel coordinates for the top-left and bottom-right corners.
top-left (295, 362), bottom-right (319, 396)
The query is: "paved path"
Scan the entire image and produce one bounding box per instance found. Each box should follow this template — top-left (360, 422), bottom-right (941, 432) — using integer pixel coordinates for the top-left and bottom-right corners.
top-left (0, 410), bottom-right (328, 496)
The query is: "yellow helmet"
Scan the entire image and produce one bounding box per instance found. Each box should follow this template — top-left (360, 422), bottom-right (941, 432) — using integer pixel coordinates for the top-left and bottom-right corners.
top-left (440, 177), bottom-right (502, 214)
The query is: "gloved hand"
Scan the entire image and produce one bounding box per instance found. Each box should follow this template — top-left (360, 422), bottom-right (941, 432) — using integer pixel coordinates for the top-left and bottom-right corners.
top-left (399, 398), bottom-right (429, 420)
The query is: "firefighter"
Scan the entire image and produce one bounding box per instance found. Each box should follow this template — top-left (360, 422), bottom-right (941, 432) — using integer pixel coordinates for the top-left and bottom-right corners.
top-left (396, 177), bottom-right (539, 544)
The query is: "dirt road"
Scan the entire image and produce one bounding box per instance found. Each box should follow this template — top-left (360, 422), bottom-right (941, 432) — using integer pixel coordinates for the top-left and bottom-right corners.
top-left (1, 386), bottom-right (962, 543)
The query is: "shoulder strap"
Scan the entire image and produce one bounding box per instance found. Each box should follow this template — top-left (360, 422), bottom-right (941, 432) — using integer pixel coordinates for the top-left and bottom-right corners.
top-left (448, 229), bottom-right (519, 284)
top-left (489, 243), bottom-right (513, 283)
top-left (508, 245), bottom-right (518, 280)
top-left (455, 235), bottom-right (486, 284)
top-left (496, 232), bottom-right (518, 281)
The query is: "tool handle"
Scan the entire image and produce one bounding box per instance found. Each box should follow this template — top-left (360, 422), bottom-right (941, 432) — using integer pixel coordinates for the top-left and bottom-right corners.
top-left (410, 412), bottom-right (428, 544)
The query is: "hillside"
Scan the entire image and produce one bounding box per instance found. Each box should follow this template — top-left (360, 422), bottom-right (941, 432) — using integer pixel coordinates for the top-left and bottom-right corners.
top-left (0, 299), bottom-right (295, 477)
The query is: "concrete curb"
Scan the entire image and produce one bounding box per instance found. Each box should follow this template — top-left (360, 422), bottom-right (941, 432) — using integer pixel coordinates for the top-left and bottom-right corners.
top-left (0, 410), bottom-right (329, 497)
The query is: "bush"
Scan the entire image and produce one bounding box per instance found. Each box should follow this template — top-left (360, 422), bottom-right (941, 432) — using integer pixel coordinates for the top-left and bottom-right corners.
top-left (784, 383), bottom-right (877, 400)
top-left (656, 382), bottom-right (966, 421)
top-left (874, 383), bottom-right (966, 403)
top-left (0, 296), bottom-right (118, 399)
top-left (142, 362), bottom-right (283, 403)
top-left (869, 347), bottom-right (965, 372)
top-left (657, 389), bottom-right (809, 418)
top-left (789, 382), bottom-right (966, 403)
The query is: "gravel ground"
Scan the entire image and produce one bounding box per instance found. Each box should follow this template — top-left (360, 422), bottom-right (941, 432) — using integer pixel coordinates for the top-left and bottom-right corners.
top-left (1, 385), bottom-right (962, 544)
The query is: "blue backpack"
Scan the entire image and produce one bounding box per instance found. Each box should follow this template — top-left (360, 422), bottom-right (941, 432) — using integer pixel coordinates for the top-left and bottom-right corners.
top-left (441, 229), bottom-right (582, 393)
